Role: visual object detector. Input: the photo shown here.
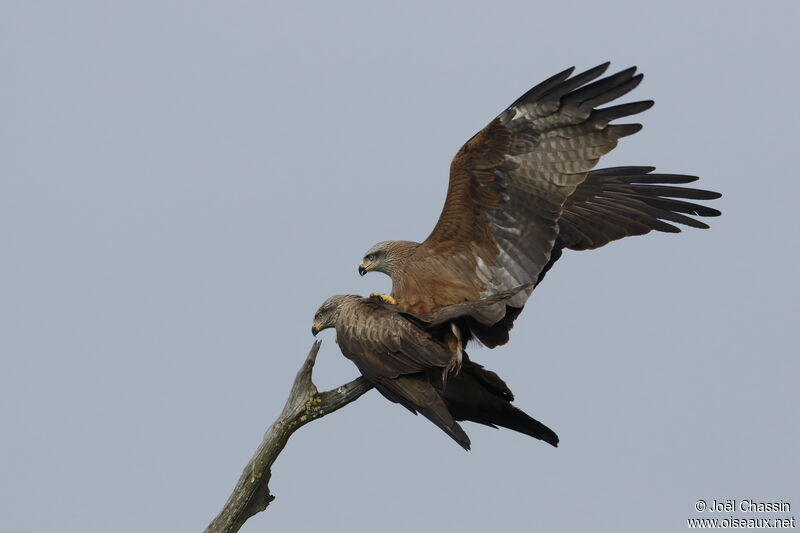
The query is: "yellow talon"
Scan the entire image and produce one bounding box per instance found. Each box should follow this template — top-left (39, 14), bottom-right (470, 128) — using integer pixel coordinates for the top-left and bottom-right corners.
top-left (370, 293), bottom-right (397, 305)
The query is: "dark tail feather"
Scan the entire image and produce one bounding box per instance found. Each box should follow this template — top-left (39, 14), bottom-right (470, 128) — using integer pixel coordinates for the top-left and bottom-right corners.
top-left (441, 361), bottom-right (559, 447)
top-left (483, 404), bottom-right (559, 447)
top-left (459, 358), bottom-right (514, 401)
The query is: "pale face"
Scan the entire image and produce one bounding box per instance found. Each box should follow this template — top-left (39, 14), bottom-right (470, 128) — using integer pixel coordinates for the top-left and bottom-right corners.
top-left (311, 296), bottom-right (341, 336)
top-left (358, 242), bottom-right (391, 276)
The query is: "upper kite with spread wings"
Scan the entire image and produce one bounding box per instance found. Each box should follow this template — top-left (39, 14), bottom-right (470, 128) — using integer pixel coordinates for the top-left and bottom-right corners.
top-left (358, 63), bottom-right (721, 346)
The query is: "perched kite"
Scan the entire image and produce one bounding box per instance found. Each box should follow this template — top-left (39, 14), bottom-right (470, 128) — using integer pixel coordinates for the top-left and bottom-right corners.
top-left (357, 63), bottom-right (721, 348)
top-left (311, 289), bottom-right (558, 450)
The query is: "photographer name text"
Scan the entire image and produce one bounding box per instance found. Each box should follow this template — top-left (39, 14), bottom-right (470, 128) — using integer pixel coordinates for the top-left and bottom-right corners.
top-left (695, 500), bottom-right (791, 513)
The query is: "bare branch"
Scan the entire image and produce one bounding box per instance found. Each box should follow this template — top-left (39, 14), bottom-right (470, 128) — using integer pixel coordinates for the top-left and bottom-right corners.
top-left (204, 340), bottom-right (372, 533)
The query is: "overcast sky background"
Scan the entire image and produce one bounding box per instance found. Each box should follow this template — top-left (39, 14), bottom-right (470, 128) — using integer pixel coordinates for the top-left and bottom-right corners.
top-left (2, 2), bottom-right (798, 532)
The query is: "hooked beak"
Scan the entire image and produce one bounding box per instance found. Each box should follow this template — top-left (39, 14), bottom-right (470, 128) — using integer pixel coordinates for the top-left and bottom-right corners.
top-left (358, 261), bottom-right (370, 276)
top-left (311, 322), bottom-right (322, 336)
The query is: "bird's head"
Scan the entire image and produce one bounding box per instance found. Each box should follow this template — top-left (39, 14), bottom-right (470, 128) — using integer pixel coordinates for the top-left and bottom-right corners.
top-left (358, 240), bottom-right (419, 277)
top-left (311, 294), bottom-right (357, 336)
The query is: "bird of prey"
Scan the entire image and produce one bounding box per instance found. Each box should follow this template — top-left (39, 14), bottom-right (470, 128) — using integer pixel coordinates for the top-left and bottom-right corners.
top-left (357, 63), bottom-right (721, 348)
top-left (311, 289), bottom-right (558, 450)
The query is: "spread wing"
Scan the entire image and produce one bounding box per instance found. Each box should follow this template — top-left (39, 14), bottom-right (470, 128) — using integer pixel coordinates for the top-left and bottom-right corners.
top-left (407, 63), bottom-right (655, 309)
top-left (558, 166), bottom-right (722, 250)
top-left (533, 166), bottom-right (723, 286)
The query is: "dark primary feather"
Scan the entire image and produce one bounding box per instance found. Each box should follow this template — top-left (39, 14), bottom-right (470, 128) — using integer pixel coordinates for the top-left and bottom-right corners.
top-left (558, 166), bottom-right (722, 251)
top-left (531, 167), bottom-right (721, 289)
top-left (374, 374), bottom-right (472, 450)
top-left (508, 64), bottom-right (582, 108)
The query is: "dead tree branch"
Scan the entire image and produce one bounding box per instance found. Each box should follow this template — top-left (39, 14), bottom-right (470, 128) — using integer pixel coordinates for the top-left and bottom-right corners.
top-left (204, 340), bottom-right (372, 533)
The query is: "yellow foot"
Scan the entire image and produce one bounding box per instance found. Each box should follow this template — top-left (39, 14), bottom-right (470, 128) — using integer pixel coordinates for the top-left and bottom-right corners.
top-left (370, 293), bottom-right (397, 305)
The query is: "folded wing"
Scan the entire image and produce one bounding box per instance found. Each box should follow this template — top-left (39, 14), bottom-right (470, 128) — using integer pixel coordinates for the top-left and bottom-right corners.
top-left (334, 297), bottom-right (558, 449)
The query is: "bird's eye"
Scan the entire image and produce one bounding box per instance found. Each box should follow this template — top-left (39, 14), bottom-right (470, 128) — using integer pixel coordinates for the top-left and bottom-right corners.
top-left (367, 254), bottom-right (375, 261)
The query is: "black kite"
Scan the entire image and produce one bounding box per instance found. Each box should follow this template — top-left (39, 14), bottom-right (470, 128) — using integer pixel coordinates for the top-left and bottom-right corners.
top-left (311, 289), bottom-right (558, 450)
top-left (357, 63), bottom-right (721, 347)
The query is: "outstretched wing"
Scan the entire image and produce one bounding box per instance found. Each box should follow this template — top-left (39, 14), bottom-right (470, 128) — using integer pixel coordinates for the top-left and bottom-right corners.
top-left (559, 166), bottom-right (722, 250)
top-left (401, 63), bottom-right (656, 312)
top-left (533, 166), bottom-right (722, 286)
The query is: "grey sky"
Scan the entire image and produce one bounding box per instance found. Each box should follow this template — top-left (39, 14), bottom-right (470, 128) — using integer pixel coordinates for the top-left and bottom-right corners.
top-left (1, 2), bottom-right (797, 532)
